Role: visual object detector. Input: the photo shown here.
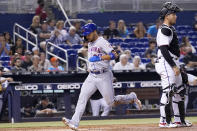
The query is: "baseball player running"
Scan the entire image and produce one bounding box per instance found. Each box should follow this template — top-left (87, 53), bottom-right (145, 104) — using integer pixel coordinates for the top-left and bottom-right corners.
top-left (155, 2), bottom-right (191, 128)
top-left (62, 23), bottom-right (118, 130)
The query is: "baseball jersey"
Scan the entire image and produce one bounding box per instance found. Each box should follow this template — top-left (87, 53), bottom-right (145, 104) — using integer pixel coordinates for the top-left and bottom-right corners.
top-left (156, 24), bottom-right (180, 58)
top-left (88, 36), bottom-right (113, 71)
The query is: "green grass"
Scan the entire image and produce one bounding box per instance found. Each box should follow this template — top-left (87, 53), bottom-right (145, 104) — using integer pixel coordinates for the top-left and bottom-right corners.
top-left (0, 117), bottom-right (197, 128)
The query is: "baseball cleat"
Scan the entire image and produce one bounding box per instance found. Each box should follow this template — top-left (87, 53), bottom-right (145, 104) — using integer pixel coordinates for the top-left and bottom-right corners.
top-left (62, 117), bottom-right (78, 131)
top-left (174, 122), bottom-right (182, 127)
top-left (159, 123), bottom-right (177, 128)
top-left (182, 120), bottom-right (192, 127)
top-left (159, 122), bottom-right (168, 128)
top-left (168, 123), bottom-right (178, 128)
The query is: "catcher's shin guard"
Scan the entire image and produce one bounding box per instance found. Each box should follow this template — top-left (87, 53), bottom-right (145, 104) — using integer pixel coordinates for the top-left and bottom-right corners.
top-left (178, 101), bottom-right (185, 123)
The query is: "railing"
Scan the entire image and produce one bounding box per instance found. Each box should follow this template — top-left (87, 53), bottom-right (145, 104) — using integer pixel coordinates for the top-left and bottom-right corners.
top-left (64, 19), bottom-right (87, 27)
top-left (13, 23), bottom-right (38, 50)
top-left (76, 56), bottom-right (89, 72)
top-left (46, 42), bottom-right (68, 71)
top-left (57, 0), bottom-right (72, 27)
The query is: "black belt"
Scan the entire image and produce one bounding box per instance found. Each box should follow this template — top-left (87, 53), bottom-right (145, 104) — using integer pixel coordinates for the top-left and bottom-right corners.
top-left (90, 69), bottom-right (108, 74)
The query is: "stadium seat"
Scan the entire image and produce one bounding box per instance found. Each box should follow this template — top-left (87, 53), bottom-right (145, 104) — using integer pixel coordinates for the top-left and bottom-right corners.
top-left (58, 50), bottom-right (66, 59)
top-left (72, 44), bottom-right (82, 49)
top-left (2, 61), bottom-right (10, 67)
top-left (111, 42), bottom-right (120, 46)
top-left (0, 56), bottom-right (10, 61)
top-left (130, 48), bottom-right (139, 53)
top-left (59, 44), bottom-right (71, 50)
top-left (120, 43), bottom-right (129, 48)
top-left (67, 49), bottom-right (78, 55)
top-left (139, 37), bottom-right (149, 42)
top-left (124, 38), bottom-right (138, 43)
top-left (129, 33), bottom-right (135, 38)
top-left (141, 58), bottom-right (151, 63)
top-left (109, 38), bottom-right (123, 43)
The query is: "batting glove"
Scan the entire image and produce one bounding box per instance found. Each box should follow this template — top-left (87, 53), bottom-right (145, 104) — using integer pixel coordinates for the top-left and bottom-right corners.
top-left (89, 56), bottom-right (101, 62)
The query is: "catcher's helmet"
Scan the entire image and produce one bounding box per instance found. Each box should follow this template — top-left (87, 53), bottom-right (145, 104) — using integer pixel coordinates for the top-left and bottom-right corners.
top-left (160, 2), bottom-right (182, 20)
top-left (82, 23), bottom-right (97, 36)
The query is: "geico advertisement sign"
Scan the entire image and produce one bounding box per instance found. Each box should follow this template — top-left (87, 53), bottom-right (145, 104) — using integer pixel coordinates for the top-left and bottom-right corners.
top-left (57, 84), bottom-right (81, 89)
top-left (15, 85), bottom-right (38, 90)
top-left (140, 81), bottom-right (161, 87)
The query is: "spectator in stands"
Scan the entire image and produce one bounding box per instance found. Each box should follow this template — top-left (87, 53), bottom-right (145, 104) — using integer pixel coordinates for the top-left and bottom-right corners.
top-left (38, 21), bottom-right (51, 42)
top-left (15, 47), bottom-right (25, 61)
top-left (38, 21), bottom-right (51, 51)
top-left (147, 19), bottom-right (162, 38)
top-left (103, 21), bottom-right (119, 39)
top-left (49, 20), bottom-right (67, 45)
top-left (113, 54), bottom-right (132, 70)
top-left (134, 22), bottom-right (146, 38)
top-left (21, 51), bottom-right (33, 70)
top-left (183, 47), bottom-right (197, 68)
top-left (194, 23), bottom-right (197, 31)
top-left (47, 57), bottom-right (64, 72)
top-left (47, 19), bottom-right (56, 33)
top-left (65, 26), bottom-right (83, 46)
top-left (87, 19), bottom-right (93, 23)
top-left (39, 52), bottom-right (51, 72)
top-left (11, 37), bottom-right (25, 56)
top-left (30, 15), bottom-right (41, 34)
top-left (32, 47), bottom-right (40, 56)
top-left (35, 0), bottom-right (47, 21)
top-left (193, 13), bottom-right (197, 31)
top-left (3, 32), bottom-right (13, 46)
top-left (78, 42), bottom-right (88, 69)
top-left (28, 55), bottom-right (42, 72)
top-left (123, 49), bottom-right (132, 63)
top-left (145, 39), bottom-right (157, 58)
top-left (180, 44), bottom-right (187, 60)
top-left (131, 56), bottom-right (145, 70)
top-left (0, 34), bottom-right (10, 57)
top-left (146, 54), bottom-right (156, 70)
top-left (182, 36), bottom-right (196, 53)
top-left (73, 21), bottom-right (82, 37)
top-left (117, 19), bottom-right (129, 38)
top-left (11, 57), bottom-right (26, 73)
top-left (35, 96), bottom-right (57, 116)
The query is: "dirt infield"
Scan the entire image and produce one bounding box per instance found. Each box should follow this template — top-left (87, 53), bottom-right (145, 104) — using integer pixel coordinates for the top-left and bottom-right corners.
top-left (1, 124), bottom-right (197, 131)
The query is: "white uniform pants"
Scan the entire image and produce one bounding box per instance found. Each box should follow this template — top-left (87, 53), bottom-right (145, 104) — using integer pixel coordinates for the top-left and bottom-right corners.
top-left (70, 71), bottom-right (114, 127)
top-left (155, 57), bottom-right (182, 123)
top-left (90, 98), bottom-right (111, 116)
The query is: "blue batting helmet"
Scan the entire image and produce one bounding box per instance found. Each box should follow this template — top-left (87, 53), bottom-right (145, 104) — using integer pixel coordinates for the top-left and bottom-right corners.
top-left (82, 23), bottom-right (97, 36)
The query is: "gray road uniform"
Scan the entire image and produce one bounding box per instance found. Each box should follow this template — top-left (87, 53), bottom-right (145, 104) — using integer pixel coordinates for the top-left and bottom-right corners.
top-left (70, 36), bottom-right (115, 127)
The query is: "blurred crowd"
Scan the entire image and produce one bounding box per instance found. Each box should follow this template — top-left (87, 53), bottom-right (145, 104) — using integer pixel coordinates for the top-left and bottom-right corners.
top-left (0, 0), bottom-right (197, 74)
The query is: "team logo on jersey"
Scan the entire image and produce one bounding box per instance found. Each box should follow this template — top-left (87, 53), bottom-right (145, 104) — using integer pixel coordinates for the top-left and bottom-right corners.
top-left (89, 47), bottom-right (101, 53)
